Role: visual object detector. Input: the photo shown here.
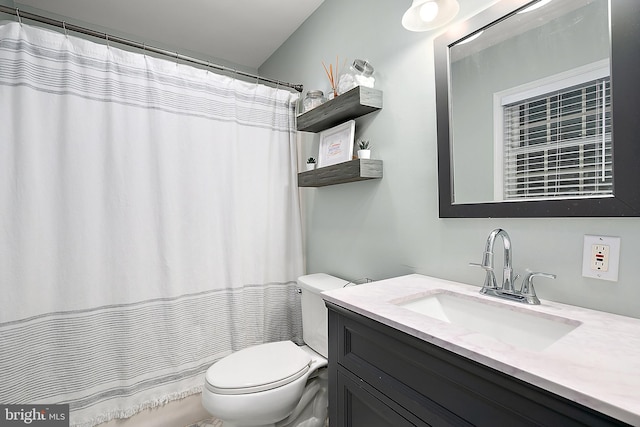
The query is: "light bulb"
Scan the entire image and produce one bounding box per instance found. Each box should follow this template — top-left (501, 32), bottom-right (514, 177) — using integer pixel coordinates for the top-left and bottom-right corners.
top-left (419, 2), bottom-right (439, 23)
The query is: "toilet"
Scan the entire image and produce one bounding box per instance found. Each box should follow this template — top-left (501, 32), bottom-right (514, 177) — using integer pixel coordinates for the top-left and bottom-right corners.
top-left (201, 273), bottom-right (346, 427)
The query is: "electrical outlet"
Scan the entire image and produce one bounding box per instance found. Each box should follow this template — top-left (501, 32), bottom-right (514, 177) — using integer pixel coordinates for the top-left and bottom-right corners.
top-left (590, 244), bottom-right (609, 271)
top-left (582, 235), bottom-right (620, 281)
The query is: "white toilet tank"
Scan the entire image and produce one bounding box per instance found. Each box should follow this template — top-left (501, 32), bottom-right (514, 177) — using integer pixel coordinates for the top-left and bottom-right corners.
top-left (297, 273), bottom-right (346, 358)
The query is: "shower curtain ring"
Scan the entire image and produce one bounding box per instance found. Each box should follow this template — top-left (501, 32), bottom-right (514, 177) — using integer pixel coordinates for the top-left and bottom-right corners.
top-left (16, 9), bottom-right (22, 25)
top-left (63, 22), bottom-right (68, 37)
top-left (175, 51), bottom-right (179, 66)
top-left (105, 34), bottom-right (110, 48)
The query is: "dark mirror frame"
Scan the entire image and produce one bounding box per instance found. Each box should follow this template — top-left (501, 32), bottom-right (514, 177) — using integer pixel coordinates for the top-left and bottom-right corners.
top-left (435, 0), bottom-right (640, 218)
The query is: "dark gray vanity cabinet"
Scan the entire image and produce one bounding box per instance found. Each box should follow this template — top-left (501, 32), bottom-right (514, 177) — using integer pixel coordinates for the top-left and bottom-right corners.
top-left (326, 302), bottom-right (628, 427)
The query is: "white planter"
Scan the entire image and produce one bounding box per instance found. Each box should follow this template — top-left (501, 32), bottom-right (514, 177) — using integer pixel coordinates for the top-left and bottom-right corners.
top-left (305, 163), bottom-right (316, 171)
top-left (357, 150), bottom-right (371, 159)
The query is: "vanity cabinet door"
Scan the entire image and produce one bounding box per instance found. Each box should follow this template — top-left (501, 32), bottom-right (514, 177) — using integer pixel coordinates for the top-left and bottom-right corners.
top-left (336, 367), bottom-right (419, 427)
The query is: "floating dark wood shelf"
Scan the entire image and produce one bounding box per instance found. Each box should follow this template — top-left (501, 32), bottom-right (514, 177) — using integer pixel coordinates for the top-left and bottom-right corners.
top-left (298, 159), bottom-right (383, 187)
top-left (296, 86), bottom-right (383, 133)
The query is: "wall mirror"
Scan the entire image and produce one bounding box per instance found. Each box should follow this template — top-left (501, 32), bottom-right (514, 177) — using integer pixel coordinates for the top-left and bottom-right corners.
top-left (435, 0), bottom-right (640, 217)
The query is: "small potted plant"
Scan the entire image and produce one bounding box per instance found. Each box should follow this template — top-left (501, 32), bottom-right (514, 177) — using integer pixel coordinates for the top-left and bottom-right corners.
top-left (357, 140), bottom-right (371, 159)
top-left (306, 157), bottom-right (317, 171)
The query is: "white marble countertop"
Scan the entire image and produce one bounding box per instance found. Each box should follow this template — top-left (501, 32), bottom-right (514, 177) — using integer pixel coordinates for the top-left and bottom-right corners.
top-left (322, 274), bottom-right (640, 425)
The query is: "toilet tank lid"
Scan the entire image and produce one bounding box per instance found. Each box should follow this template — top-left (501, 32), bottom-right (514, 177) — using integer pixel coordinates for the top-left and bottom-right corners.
top-left (205, 341), bottom-right (311, 393)
top-left (297, 273), bottom-right (347, 292)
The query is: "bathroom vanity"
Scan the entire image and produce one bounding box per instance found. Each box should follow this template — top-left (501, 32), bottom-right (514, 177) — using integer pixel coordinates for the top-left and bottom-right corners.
top-left (322, 275), bottom-right (639, 426)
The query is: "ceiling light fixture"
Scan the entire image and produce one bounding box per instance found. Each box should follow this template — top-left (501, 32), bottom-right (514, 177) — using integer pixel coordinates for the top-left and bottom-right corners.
top-left (402, 0), bottom-right (460, 32)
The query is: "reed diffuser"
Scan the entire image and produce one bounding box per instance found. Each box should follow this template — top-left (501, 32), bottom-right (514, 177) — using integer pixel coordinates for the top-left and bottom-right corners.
top-left (322, 56), bottom-right (345, 99)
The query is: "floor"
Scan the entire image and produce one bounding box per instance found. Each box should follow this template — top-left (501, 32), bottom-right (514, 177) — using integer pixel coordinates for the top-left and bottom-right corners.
top-left (98, 393), bottom-right (217, 427)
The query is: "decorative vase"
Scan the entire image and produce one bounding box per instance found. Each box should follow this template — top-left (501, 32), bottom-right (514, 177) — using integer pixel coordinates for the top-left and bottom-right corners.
top-left (357, 150), bottom-right (371, 159)
top-left (305, 163), bottom-right (316, 171)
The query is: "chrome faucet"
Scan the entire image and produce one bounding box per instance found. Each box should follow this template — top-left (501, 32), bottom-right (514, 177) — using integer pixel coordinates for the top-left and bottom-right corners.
top-left (470, 228), bottom-right (555, 305)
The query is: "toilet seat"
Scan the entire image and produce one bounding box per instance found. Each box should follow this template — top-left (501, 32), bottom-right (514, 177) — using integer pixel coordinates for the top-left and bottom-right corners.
top-left (205, 341), bottom-right (312, 395)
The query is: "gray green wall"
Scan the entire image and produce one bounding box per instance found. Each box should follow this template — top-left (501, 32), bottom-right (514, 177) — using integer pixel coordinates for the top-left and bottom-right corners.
top-left (260, 0), bottom-right (640, 319)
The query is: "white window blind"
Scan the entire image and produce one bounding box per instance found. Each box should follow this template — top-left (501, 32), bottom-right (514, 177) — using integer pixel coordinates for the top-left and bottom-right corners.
top-left (502, 77), bottom-right (612, 200)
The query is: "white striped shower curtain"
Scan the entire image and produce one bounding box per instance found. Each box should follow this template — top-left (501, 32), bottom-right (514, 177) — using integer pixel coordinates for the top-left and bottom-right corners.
top-left (0, 21), bottom-right (304, 426)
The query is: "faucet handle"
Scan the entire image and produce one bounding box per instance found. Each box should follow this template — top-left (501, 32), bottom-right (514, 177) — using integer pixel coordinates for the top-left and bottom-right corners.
top-left (469, 262), bottom-right (492, 271)
top-left (521, 272), bottom-right (556, 303)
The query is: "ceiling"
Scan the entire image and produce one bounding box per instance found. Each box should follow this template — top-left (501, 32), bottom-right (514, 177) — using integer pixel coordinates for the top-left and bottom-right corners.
top-left (15, 0), bottom-right (325, 70)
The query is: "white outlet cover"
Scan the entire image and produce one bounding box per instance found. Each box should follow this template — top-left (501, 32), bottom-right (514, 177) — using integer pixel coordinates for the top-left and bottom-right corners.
top-left (582, 235), bottom-right (621, 281)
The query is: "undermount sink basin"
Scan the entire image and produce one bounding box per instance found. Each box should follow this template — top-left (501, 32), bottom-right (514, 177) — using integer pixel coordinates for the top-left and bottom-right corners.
top-left (395, 291), bottom-right (581, 351)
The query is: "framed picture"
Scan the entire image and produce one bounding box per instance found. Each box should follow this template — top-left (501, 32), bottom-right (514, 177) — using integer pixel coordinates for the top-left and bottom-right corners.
top-left (317, 120), bottom-right (355, 168)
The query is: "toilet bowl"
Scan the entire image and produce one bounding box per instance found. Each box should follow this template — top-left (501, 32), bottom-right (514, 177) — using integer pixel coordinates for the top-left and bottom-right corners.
top-left (202, 342), bottom-right (327, 427)
top-left (201, 273), bottom-right (347, 427)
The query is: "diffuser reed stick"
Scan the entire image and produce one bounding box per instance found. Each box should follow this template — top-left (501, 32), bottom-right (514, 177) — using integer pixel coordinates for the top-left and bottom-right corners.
top-left (322, 56), bottom-right (344, 98)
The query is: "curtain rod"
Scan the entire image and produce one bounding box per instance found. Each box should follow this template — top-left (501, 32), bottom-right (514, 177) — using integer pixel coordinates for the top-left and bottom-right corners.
top-left (0, 5), bottom-right (304, 93)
